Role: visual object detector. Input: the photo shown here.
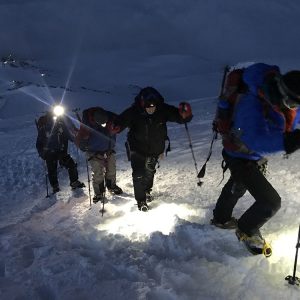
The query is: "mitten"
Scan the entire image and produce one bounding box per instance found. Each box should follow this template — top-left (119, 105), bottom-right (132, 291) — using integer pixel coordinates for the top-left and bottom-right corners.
top-left (178, 102), bottom-right (193, 122)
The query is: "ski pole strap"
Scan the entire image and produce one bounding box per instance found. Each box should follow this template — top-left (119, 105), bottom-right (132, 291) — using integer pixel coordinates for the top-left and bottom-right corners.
top-left (197, 131), bottom-right (217, 178)
top-left (218, 159), bottom-right (228, 185)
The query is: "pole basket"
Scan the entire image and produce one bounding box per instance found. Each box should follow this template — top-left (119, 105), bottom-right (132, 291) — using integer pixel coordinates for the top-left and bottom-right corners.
top-left (285, 225), bottom-right (300, 286)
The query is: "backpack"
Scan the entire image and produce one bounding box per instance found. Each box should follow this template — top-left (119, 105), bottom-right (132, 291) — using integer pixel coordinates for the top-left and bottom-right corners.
top-left (214, 63), bottom-right (284, 152)
top-left (74, 108), bottom-right (96, 151)
top-left (213, 67), bottom-right (248, 137)
top-left (36, 114), bottom-right (49, 131)
top-left (198, 63), bottom-right (278, 181)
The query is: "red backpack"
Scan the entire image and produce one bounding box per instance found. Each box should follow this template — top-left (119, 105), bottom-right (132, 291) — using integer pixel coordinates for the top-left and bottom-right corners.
top-left (213, 67), bottom-right (248, 136)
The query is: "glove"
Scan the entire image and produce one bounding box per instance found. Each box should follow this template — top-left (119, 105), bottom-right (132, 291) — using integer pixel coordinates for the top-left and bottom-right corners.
top-left (107, 121), bottom-right (121, 134)
top-left (178, 102), bottom-right (193, 122)
top-left (284, 129), bottom-right (300, 154)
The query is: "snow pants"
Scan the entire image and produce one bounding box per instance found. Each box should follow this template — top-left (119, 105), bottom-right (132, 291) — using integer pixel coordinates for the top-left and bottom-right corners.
top-left (87, 151), bottom-right (116, 196)
top-left (130, 152), bottom-right (158, 202)
top-left (213, 151), bottom-right (281, 236)
top-left (46, 152), bottom-right (78, 187)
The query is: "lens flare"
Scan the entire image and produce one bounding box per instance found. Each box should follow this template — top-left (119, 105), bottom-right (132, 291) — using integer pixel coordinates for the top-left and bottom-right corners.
top-left (53, 105), bottom-right (65, 117)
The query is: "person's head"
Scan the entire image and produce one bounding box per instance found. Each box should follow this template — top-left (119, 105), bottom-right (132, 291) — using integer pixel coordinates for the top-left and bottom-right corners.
top-left (93, 108), bottom-right (108, 126)
top-left (136, 87), bottom-right (164, 114)
top-left (265, 71), bottom-right (300, 110)
top-left (277, 71), bottom-right (300, 109)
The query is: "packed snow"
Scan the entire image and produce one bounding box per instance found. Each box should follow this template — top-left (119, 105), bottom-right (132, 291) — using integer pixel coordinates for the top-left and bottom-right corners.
top-left (1, 1), bottom-right (300, 299)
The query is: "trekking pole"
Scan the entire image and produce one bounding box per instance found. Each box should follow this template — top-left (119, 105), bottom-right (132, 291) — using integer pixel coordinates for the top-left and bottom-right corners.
top-left (197, 65), bottom-right (230, 184)
top-left (86, 158), bottom-right (92, 208)
top-left (285, 224), bottom-right (300, 286)
top-left (100, 175), bottom-right (107, 217)
top-left (101, 190), bottom-right (106, 217)
top-left (184, 122), bottom-right (202, 186)
top-left (44, 161), bottom-right (50, 198)
top-left (71, 108), bottom-right (81, 164)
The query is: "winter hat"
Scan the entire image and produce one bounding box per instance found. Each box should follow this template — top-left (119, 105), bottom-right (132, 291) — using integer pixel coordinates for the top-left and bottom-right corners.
top-left (93, 108), bottom-right (108, 125)
top-left (136, 87), bottom-right (164, 108)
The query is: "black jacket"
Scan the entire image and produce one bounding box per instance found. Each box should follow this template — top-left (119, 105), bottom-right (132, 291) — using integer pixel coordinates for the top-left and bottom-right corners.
top-left (116, 100), bottom-right (189, 156)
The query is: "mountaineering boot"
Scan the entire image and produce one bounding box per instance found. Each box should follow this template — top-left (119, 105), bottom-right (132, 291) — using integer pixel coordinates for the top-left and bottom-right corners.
top-left (236, 228), bottom-right (272, 257)
top-left (210, 217), bottom-right (237, 229)
top-left (107, 184), bottom-right (123, 195)
top-left (70, 180), bottom-right (85, 190)
top-left (93, 193), bottom-right (106, 204)
top-left (52, 184), bottom-right (60, 194)
top-left (145, 191), bottom-right (154, 203)
top-left (137, 200), bottom-right (149, 212)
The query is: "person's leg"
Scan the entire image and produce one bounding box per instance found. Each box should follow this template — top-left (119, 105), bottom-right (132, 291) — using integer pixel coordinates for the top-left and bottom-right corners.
top-left (131, 152), bottom-right (147, 205)
top-left (105, 152), bottom-right (122, 194)
top-left (88, 154), bottom-right (106, 198)
top-left (59, 153), bottom-right (78, 184)
top-left (235, 162), bottom-right (281, 236)
top-left (144, 156), bottom-right (157, 192)
top-left (46, 156), bottom-right (59, 191)
top-left (213, 176), bottom-right (246, 224)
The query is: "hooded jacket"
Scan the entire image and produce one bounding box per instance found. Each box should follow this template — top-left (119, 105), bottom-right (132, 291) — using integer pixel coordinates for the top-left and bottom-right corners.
top-left (115, 94), bottom-right (189, 156)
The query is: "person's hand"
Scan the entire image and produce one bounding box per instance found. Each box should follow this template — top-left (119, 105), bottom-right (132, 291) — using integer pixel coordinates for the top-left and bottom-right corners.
top-left (179, 102), bottom-right (193, 122)
top-left (284, 129), bottom-right (300, 154)
top-left (107, 121), bottom-right (121, 134)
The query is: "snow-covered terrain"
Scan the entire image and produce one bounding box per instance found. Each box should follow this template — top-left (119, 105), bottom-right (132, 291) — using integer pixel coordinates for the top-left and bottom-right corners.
top-left (1, 1), bottom-right (300, 299)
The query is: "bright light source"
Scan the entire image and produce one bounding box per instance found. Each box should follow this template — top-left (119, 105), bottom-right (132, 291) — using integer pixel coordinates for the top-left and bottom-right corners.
top-left (53, 105), bottom-right (65, 117)
top-left (101, 123), bottom-right (107, 127)
top-left (98, 202), bottom-right (196, 241)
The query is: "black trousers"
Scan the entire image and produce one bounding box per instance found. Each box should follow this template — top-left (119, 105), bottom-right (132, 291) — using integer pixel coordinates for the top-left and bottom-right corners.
top-left (213, 152), bottom-right (281, 236)
top-left (130, 152), bottom-right (158, 202)
top-left (45, 152), bottom-right (78, 187)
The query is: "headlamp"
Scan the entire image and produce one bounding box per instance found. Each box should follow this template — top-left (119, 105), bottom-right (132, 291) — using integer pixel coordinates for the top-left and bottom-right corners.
top-left (53, 105), bottom-right (65, 117)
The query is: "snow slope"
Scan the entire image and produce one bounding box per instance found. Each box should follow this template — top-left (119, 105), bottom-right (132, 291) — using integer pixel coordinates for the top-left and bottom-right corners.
top-left (1, 90), bottom-right (300, 299)
top-left (1, 1), bottom-right (300, 299)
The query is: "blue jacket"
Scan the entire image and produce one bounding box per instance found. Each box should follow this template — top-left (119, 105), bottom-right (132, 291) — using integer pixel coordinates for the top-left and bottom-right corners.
top-left (224, 63), bottom-right (300, 160)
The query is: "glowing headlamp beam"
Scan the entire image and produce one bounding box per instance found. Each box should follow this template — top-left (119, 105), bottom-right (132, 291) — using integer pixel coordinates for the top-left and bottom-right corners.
top-left (53, 105), bottom-right (65, 117)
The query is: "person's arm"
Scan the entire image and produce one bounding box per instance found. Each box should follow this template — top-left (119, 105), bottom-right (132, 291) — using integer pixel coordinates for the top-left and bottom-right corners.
top-left (110, 106), bottom-right (134, 133)
top-left (164, 102), bottom-right (193, 123)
